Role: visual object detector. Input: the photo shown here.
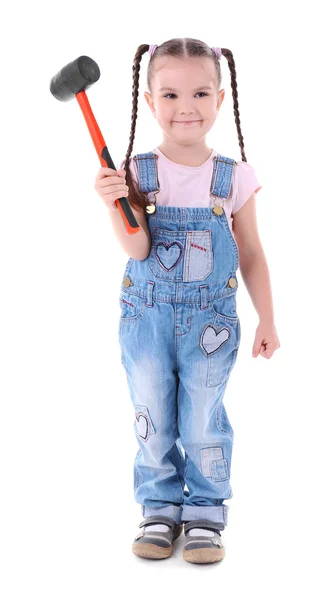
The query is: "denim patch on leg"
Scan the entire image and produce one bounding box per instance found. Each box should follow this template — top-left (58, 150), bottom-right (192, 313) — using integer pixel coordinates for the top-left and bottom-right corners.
top-left (134, 405), bottom-right (156, 442)
top-left (199, 323), bottom-right (230, 357)
top-left (210, 458), bottom-right (229, 482)
top-left (200, 447), bottom-right (224, 477)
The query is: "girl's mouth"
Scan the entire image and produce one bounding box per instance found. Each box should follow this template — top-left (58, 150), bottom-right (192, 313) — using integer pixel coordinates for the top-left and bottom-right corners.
top-left (174, 120), bottom-right (201, 125)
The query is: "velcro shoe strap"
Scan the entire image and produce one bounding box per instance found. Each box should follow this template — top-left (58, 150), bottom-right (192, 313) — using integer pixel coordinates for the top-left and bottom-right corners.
top-left (184, 519), bottom-right (224, 534)
top-left (139, 516), bottom-right (178, 530)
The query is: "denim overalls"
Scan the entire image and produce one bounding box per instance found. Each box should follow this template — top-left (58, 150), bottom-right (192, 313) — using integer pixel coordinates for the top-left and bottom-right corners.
top-left (118, 151), bottom-right (241, 529)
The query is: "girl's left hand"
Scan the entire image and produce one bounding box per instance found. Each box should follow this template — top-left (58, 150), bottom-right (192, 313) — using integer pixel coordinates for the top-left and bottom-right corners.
top-left (252, 321), bottom-right (280, 359)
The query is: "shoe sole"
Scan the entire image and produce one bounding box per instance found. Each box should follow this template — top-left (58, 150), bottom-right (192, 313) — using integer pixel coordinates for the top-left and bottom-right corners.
top-left (183, 546), bottom-right (225, 563)
top-left (132, 543), bottom-right (173, 559)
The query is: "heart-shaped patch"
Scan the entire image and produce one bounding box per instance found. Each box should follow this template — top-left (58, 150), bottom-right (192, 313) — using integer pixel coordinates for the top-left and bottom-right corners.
top-left (200, 324), bottom-right (230, 356)
top-left (135, 412), bottom-right (149, 441)
top-left (155, 241), bottom-right (183, 271)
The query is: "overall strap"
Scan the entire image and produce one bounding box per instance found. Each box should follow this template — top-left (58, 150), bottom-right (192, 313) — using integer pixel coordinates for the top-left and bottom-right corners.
top-left (133, 151), bottom-right (237, 199)
top-left (210, 155), bottom-right (236, 199)
top-left (133, 152), bottom-right (160, 194)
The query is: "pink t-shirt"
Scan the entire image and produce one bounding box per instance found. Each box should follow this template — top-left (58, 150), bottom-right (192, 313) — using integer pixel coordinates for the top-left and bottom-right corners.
top-left (118, 147), bottom-right (262, 233)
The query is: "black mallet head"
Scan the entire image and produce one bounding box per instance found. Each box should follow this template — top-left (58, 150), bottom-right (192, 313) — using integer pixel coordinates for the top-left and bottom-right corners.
top-left (50, 55), bottom-right (100, 101)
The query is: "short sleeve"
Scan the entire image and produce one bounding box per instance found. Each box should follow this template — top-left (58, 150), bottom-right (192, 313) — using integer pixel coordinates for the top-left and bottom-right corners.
top-left (231, 161), bottom-right (262, 214)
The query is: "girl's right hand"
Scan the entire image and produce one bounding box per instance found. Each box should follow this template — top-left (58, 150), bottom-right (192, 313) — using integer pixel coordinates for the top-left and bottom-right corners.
top-left (94, 167), bottom-right (129, 211)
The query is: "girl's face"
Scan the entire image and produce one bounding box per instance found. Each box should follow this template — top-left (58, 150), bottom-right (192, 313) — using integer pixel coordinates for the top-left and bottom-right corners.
top-left (144, 57), bottom-right (225, 146)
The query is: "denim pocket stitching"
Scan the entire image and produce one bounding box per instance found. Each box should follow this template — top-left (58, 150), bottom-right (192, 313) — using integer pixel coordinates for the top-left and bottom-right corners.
top-left (211, 308), bottom-right (239, 323)
top-left (210, 288), bottom-right (239, 322)
top-left (210, 299), bottom-right (239, 323)
top-left (119, 293), bottom-right (146, 322)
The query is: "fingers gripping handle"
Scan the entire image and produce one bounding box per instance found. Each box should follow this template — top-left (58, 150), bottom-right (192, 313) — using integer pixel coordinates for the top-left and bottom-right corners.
top-left (75, 91), bottom-right (140, 235)
top-left (100, 146), bottom-right (139, 232)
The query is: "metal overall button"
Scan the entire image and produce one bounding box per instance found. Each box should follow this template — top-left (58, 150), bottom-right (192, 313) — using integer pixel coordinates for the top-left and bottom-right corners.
top-left (123, 277), bottom-right (133, 288)
top-left (227, 277), bottom-right (237, 288)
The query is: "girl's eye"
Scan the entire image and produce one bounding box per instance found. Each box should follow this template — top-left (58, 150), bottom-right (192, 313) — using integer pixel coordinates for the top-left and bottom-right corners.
top-left (163, 92), bottom-right (209, 99)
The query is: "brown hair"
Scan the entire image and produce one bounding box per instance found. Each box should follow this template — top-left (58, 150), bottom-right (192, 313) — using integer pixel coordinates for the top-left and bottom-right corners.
top-left (122, 37), bottom-right (247, 215)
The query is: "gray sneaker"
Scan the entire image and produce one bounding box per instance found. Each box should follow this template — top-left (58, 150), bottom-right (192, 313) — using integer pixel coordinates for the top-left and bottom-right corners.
top-left (183, 519), bottom-right (225, 563)
top-left (132, 515), bottom-right (183, 559)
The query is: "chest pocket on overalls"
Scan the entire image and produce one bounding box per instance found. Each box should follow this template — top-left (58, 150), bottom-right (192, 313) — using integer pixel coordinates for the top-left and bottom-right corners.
top-left (149, 228), bottom-right (213, 282)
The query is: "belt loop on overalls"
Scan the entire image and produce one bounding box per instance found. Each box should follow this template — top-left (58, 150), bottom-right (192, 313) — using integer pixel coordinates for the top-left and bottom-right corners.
top-left (146, 281), bottom-right (155, 307)
top-left (199, 285), bottom-right (209, 311)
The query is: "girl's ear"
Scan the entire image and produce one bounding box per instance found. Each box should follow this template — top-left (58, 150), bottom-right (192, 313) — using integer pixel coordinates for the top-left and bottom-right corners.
top-left (217, 89), bottom-right (225, 111)
top-left (144, 91), bottom-right (156, 116)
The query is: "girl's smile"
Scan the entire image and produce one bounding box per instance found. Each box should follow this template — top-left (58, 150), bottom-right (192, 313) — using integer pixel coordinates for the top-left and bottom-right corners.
top-left (173, 120), bottom-right (202, 124)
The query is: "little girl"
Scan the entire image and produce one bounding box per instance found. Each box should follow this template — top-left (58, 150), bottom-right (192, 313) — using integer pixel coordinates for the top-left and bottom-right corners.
top-left (94, 38), bottom-right (280, 565)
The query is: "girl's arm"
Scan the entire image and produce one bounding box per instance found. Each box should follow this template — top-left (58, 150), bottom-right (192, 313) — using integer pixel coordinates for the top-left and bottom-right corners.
top-left (107, 204), bottom-right (151, 260)
top-left (232, 193), bottom-right (275, 325)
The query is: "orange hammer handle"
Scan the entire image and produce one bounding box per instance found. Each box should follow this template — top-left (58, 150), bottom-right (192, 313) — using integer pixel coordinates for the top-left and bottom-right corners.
top-left (76, 91), bottom-right (140, 235)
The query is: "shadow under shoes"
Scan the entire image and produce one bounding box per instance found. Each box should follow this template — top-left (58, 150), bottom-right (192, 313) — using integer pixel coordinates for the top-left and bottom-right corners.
top-left (132, 515), bottom-right (183, 559)
top-left (183, 519), bottom-right (225, 563)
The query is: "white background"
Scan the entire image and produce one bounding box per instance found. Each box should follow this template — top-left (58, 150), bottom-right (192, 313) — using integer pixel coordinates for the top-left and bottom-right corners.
top-left (1, 0), bottom-right (322, 597)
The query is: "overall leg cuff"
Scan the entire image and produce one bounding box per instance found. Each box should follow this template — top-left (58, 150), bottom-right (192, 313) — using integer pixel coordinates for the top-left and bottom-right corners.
top-left (142, 504), bottom-right (183, 524)
top-left (181, 504), bottom-right (228, 527)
